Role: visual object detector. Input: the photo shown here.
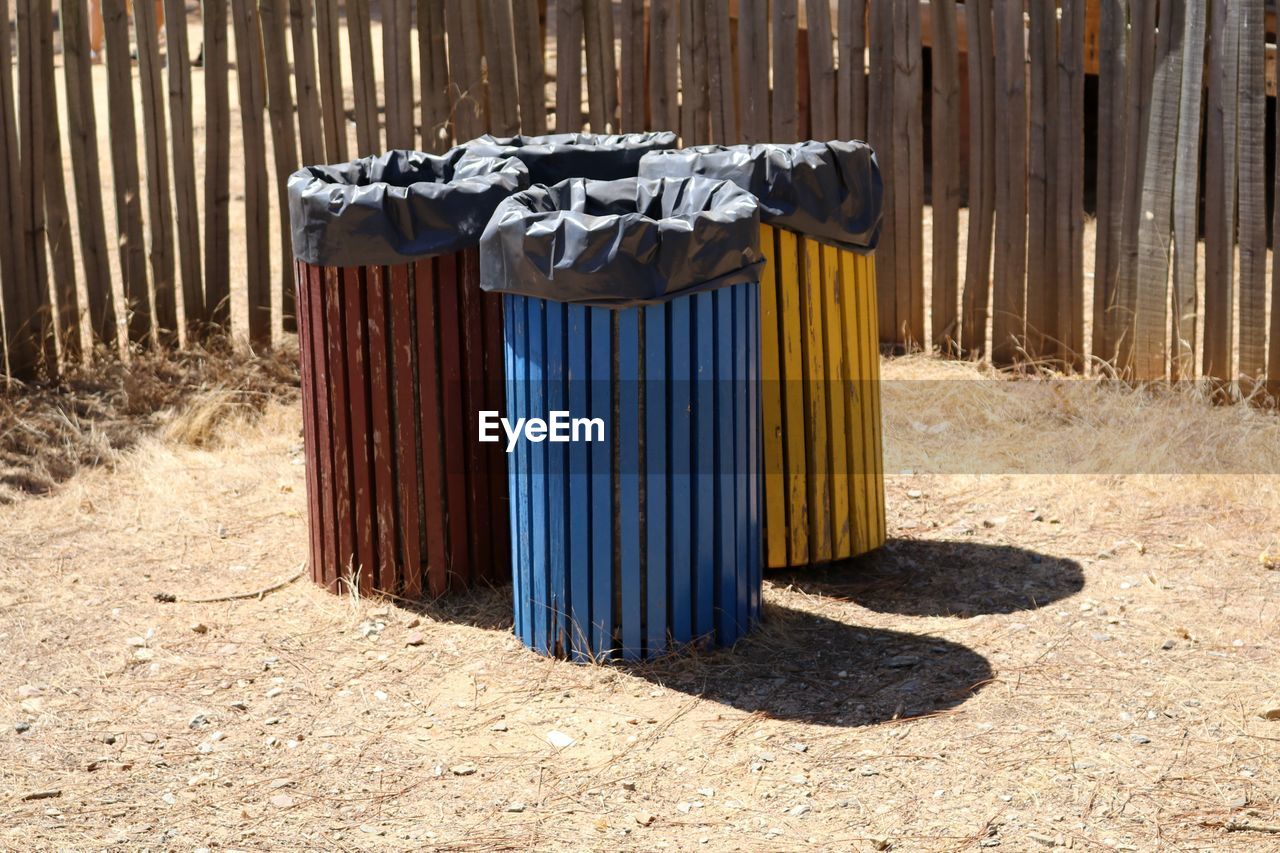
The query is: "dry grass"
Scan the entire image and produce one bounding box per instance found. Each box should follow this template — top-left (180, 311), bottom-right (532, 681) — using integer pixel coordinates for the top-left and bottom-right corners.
top-left (2, 352), bottom-right (1278, 851)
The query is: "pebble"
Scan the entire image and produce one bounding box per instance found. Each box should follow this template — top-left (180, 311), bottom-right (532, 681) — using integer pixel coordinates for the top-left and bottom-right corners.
top-left (906, 489), bottom-right (923, 499)
top-left (141, 732), bottom-right (158, 744)
top-left (1261, 709), bottom-right (1280, 721)
top-left (1161, 639), bottom-right (1176, 650)
top-left (789, 804), bottom-right (811, 817)
top-left (546, 730), bottom-right (575, 749)
top-left (786, 742), bottom-right (808, 753)
top-left (405, 631), bottom-right (426, 647)
top-left (270, 794), bottom-right (294, 808)
top-left (229, 701), bottom-right (249, 711)
top-left (102, 733), bottom-right (116, 745)
top-left (490, 722), bottom-right (508, 731)
top-left (1130, 734), bottom-right (1151, 745)
top-left (266, 687), bottom-right (283, 699)
top-left (505, 802), bottom-right (526, 813)
top-left (632, 812), bottom-right (655, 827)
top-left (451, 764), bottom-right (477, 776)
top-left (620, 780), bottom-right (637, 791)
top-left (14, 721), bottom-right (30, 733)
top-left (191, 623), bottom-right (209, 634)
top-left (188, 714), bottom-right (209, 729)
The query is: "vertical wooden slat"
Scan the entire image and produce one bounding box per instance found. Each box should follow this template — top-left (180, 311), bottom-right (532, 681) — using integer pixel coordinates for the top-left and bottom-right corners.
top-left (648, 0), bottom-right (678, 133)
top-left (415, 260), bottom-right (449, 598)
top-left (325, 267), bottom-right (356, 588)
top-left (347, 0), bottom-right (381, 154)
top-left (458, 249), bottom-right (490, 587)
top-left (0, 0), bottom-right (27, 376)
top-left (1203, 0), bottom-right (1240, 382)
top-left (770, 0), bottom-right (798, 143)
top-left (990, 0), bottom-right (1026, 364)
top-left (837, 0), bottom-right (867, 140)
top-left (232, 0), bottom-right (273, 345)
top-left (706, 0), bottom-right (737, 142)
top-left (436, 253), bottom-right (471, 592)
top-left (804, 0), bottom-right (835, 141)
top-left (619, 0), bottom-right (645, 131)
top-left (289, 0), bottom-right (326, 166)
top-left (583, 0), bottom-right (617, 132)
top-left (891, 0), bottom-right (924, 347)
top-left (40, 0), bottom-right (78, 363)
top-left (1131, 0), bottom-right (1183, 381)
top-left (383, 0), bottom-right (415, 148)
top-left (104, 0), bottom-right (153, 348)
top-left (930, 0), bottom-right (960, 351)
top-left (296, 266), bottom-right (321, 584)
top-left (1236, 0), bottom-right (1266, 385)
top-left (16, 0), bottom-right (56, 372)
top-left (446, 0), bottom-right (486, 140)
top-left (313, 0), bottom-right (347, 161)
top-left (512, 0), bottom-right (548, 134)
top-left (866, 0), bottom-right (894, 342)
top-left (678, 0), bottom-right (708, 144)
top-left (165, 0), bottom-right (205, 339)
top-left (758, 226), bottom-right (786, 568)
top-left (819, 244), bottom-right (849, 557)
top-left (365, 267), bottom-right (398, 591)
top-left (1093, 0), bottom-right (1128, 365)
top-left (261, 0), bottom-right (301, 332)
top-left (800, 238), bottom-right (831, 561)
top-left (61, 0), bottom-right (116, 352)
top-left (306, 265), bottom-right (339, 590)
top-left (343, 268), bottom-right (377, 594)
top-left (1171, 1), bottom-right (1206, 381)
top-left (483, 0), bottom-right (521, 136)
top-left (737, 0), bottom-right (769, 143)
top-left (204, 0), bottom-right (233, 333)
top-left (555, 0), bottom-right (584, 132)
top-left (776, 229), bottom-right (808, 565)
top-left (961, 0), bottom-right (995, 357)
top-left (1056, 0), bottom-right (1086, 370)
top-left (418, 0), bottom-right (452, 149)
top-left (135, 0), bottom-right (178, 347)
top-left (1025, 0), bottom-right (1057, 361)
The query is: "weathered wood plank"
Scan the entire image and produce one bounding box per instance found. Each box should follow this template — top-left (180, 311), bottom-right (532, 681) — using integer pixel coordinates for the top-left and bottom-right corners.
top-left (737, 0), bottom-right (769, 142)
top-left (382, 0), bottom-right (415, 148)
top-left (1171, 1), bottom-right (1206, 381)
top-left (1093, 0), bottom-right (1128, 365)
top-left (204, 0), bottom-right (232, 334)
top-left (894, 0), bottom-right (924, 347)
top-left (232, 0), bottom-right (273, 345)
top-left (418, 0), bottom-right (452, 148)
top-left (804, 0), bottom-right (836, 141)
top-left (930, 0), bottom-right (960, 352)
top-left (866, 0), bottom-right (894, 341)
top-left (706, 0), bottom-right (737, 142)
top-left (1025, 0), bottom-right (1057, 361)
top-left (261, 0), bottom-right (302, 332)
top-left (61, 0), bottom-right (116, 352)
top-left (1056, 0), bottom-right (1086, 371)
top-left (16, 0), bottom-right (56, 371)
top-left (104, 0), bottom-right (153, 347)
top-left (289, 0), bottom-right (326, 166)
top-left (166, 0), bottom-right (205, 339)
top-left (512, 0), bottom-right (548, 133)
top-left (347, 0), bottom-right (381, 154)
top-left (583, 0), bottom-right (618, 132)
top-left (555, 0), bottom-right (584, 132)
top-left (1203, 0), bottom-right (1240, 382)
top-left (837, 0), bottom-right (867, 141)
top-left (39, 0), bottom-right (78, 363)
top-left (770, 0), bottom-right (799, 143)
top-left (0, 0), bottom-right (27, 377)
top-left (961, 0), bottom-right (994, 357)
top-left (313, 0), bottom-right (347, 161)
top-left (1237, 0), bottom-right (1267, 384)
top-left (619, 0), bottom-right (645, 131)
top-left (446, 0), bottom-right (486, 139)
top-left (484, 0), bottom-right (521, 135)
top-left (679, 0), bottom-right (709, 143)
top-left (648, 0), bottom-right (678, 135)
top-left (990, 0), bottom-right (1026, 364)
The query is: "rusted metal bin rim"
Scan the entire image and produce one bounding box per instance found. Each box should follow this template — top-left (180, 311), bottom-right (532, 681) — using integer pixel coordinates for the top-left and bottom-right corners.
top-left (638, 140), bottom-right (884, 254)
top-left (480, 176), bottom-right (764, 308)
top-left (287, 148), bottom-right (530, 267)
top-left (455, 131), bottom-right (678, 186)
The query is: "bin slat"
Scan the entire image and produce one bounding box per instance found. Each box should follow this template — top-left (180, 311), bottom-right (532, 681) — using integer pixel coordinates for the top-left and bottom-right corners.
top-left (714, 289), bottom-right (736, 642)
top-left (436, 254), bottom-right (470, 592)
top-left (821, 243), bottom-right (852, 558)
top-left (545, 301), bottom-right (568, 654)
top-left (667, 297), bottom-right (694, 647)
top-left (506, 295), bottom-right (532, 646)
top-left (460, 249), bottom-right (491, 584)
top-left (306, 265), bottom-right (338, 590)
top-left (296, 266), bottom-right (321, 585)
top-left (367, 267), bottom-right (398, 592)
top-left (836, 249), bottom-right (869, 557)
top-left (693, 292), bottom-right (716, 643)
top-left (733, 285), bottom-right (750, 635)
top-left (390, 264), bottom-right (423, 600)
top-left (415, 260), bottom-right (449, 598)
top-left (776, 229), bottom-right (809, 566)
top-left (860, 252), bottom-right (887, 547)
top-left (801, 237), bottom-right (831, 562)
top-left (567, 305), bottom-right (592, 659)
top-left (343, 268), bottom-right (377, 594)
top-left (747, 284), bottom-right (762, 616)
top-left (619, 311), bottom-right (643, 659)
top-left (527, 299), bottom-right (549, 653)
top-left (325, 267), bottom-right (356, 588)
top-left (758, 226), bottom-right (787, 569)
top-left (644, 304), bottom-right (669, 658)
top-left (482, 289), bottom-right (511, 585)
top-left (589, 309), bottom-right (613, 653)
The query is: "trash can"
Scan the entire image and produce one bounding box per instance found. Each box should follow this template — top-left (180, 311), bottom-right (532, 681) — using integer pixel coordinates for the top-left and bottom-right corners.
top-left (481, 177), bottom-right (765, 660)
top-left (455, 131), bottom-right (677, 186)
top-left (640, 141), bottom-right (886, 570)
top-left (288, 149), bottom-right (529, 598)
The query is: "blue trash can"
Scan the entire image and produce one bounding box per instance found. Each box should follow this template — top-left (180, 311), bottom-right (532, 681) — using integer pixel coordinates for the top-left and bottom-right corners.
top-left (481, 177), bottom-right (766, 660)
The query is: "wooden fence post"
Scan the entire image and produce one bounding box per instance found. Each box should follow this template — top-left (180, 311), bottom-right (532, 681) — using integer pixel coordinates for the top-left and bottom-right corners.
top-left (738, 0), bottom-right (769, 143)
top-left (289, 0), bottom-right (326, 166)
top-left (40, 0), bottom-right (79, 364)
top-left (165, 0), bottom-right (205, 340)
top-left (930, 0), bottom-right (960, 352)
top-left (1056, 0), bottom-right (1086, 371)
top-left (1093, 0), bottom-right (1128, 367)
top-left (513, 0), bottom-right (548, 134)
top-left (205, 0), bottom-right (232, 335)
top-left (261, 0), bottom-right (302, 332)
top-left (418, 0), bottom-right (452, 149)
top-left (1171, 2), bottom-right (1206, 381)
top-left (347, 0), bottom-right (381, 155)
top-left (1026, 0), bottom-right (1058, 362)
top-left (383, 0), bottom-right (415, 148)
top-left (483, 0), bottom-right (520, 135)
top-left (961, 0), bottom-right (995, 358)
top-left (583, 0), bottom-right (618, 133)
top-left (445, 0), bottom-right (486, 140)
top-left (231, 0), bottom-right (272, 346)
top-left (648, 0), bottom-right (678, 135)
top-left (1203, 0), bottom-right (1240, 383)
top-left (1236, 0), bottom-right (1267, 386)
top-left (313, 0), bottom-right (347, 161)
top-left (836, 0), bottom-right (866, 141)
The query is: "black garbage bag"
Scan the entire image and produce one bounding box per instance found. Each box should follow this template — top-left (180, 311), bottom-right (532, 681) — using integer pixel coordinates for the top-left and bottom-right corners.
top-left (637, 140), bottom-right (883, 252)
top-left (287, 148), bottom-right (530, 267)
top-left (480, 176), bottom-right (764, 307)
top-left (456, 131), bottom-right (678, 186)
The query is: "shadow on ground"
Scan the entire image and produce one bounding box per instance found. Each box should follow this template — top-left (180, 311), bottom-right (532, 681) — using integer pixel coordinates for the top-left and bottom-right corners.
top-left (774, 538), bottom-right (1085, 617)
top-left (626, 604), bottom-right (993, 726)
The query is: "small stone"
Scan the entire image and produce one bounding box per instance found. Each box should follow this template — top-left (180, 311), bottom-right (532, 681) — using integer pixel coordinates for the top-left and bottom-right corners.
top-left (405, 616), bottom-right (422, 628)
top-left (102, 733), bottom-right (116, 745)
top-left (505, 802), bottom-right (526, 813)
top-left (141, 732), bottom-right (158, 744)
top-left (188, 714), bottom-right (209, 729)
top-left (870, 837), bottom-right (891, 851)
top-left (270, 779), bottom-right (291, 789)
top-left (191, 623), bottom-right (209, 634)
top-left (546, 730), bottom-right (575, 749)
top-left (1261, 709), bottom-right (1280, 721)
top-left (789, 804), bottom-right (811, 816)
top-left (14, 722), bottom-right (30, 733)
top-left (697, 787), bottom-right (715, 797)
top-left (359, 825), bottom-right (385, 836)
top-left (632, 812), bottom-right (655, 827)
top-left (883, 655), bottom-right (919, 669)
top-left (134, 648), bottom-right (155, 661)
top-left (451, 764), bottom-right (477, 776)
top-left (405, 631), bottom-right (426, 647)
top-left (1161, 639), bottom-right (1176, 650)
top-left (490, 722), bottom-right (508, 731)
top-left (1130, 734), bottom-right (1151, 745)
top-left (758, 751), bottom-right (776, 762)
top-left (125, 636), bottom-right (147, 648)
top-left (620, 780), bottom-right (637, 791)
top-left (786, 741), bottom-right (808, 753)
top-left (906, 489), bottom-right (923, 499)
top-left (270, 794), bottom-right (294, 808)
top-left (265, 687), bottom-right (283, 699)
top-left (1227, 794), bottom-right (1248, 809)
top-left (229, 701), bottom-right (248, 711)
top-left (1027, 832), bottom-right (1059, 847)
top-left (162, 792), bottom-right (177, 805)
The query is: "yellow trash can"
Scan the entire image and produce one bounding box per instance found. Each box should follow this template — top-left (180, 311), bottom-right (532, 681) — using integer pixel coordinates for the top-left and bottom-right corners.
top-left (640, 141), bottom-right (885, 568)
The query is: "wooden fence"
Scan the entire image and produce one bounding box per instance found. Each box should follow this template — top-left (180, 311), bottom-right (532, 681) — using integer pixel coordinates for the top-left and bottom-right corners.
top-left (1, 0), bottom-right (1278, 397)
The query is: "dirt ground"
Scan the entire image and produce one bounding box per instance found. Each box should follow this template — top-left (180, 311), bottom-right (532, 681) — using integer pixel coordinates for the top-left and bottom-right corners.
top-left (2, 352), bottom-right (1279, 851)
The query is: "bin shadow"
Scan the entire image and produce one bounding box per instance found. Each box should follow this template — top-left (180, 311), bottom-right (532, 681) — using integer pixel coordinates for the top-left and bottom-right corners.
top-left (625, 604), bottom-right (993, 727)
top-left (774, 538), bottom-right (1085, 618)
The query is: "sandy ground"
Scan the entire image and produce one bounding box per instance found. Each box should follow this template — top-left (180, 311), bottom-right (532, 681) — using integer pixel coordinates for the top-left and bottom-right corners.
top-left (2, 352), bottom-right (1279, 851)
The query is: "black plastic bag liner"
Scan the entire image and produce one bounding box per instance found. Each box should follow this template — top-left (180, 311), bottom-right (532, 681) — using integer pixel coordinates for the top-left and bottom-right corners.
top-left (456, 132), bottom-right (678, 187)
top-left (480, 176), bottom-right (764, 308)
top-left (288, 148), bottom-right (530, 267)
top-left (637, 140), bottom-right (883, 252)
